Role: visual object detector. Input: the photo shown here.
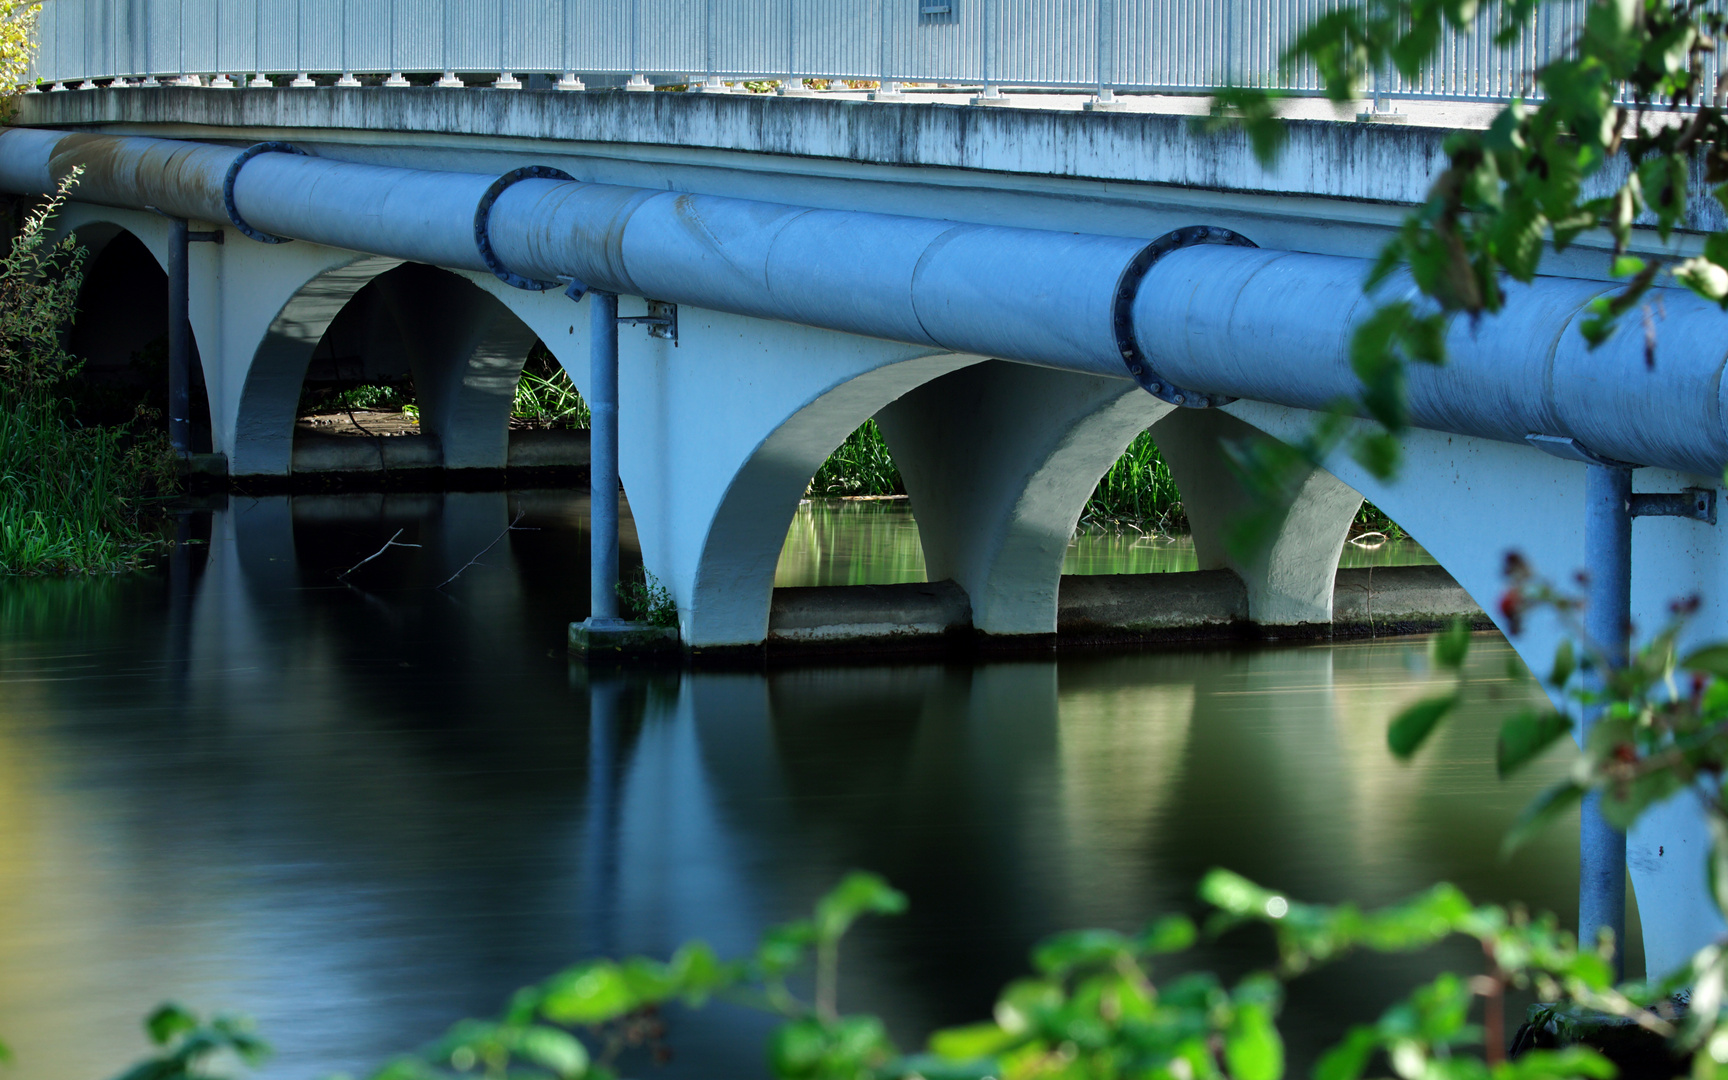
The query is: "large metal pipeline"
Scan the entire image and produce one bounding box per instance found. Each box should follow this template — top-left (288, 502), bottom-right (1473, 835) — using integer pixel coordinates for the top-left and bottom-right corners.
top-left (4, 127), bottom-right (1726, 478)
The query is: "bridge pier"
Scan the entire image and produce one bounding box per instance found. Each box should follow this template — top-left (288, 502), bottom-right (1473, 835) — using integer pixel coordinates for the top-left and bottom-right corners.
top-left (1156, 409), bottom-right (1363, 628)
top-left (373, 267), bottom-right (539, 471)
top-left (875, 361), bottom-right (1170, 637)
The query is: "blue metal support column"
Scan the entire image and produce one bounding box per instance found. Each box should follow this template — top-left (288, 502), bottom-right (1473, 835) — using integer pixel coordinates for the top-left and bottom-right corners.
top-left (1582, 461), bottom-right (1632, 979)
top-left (163, 216), bottom-right (221, 456)
top-left (166, 216), bottom-right (190, 455)
top-left (590, 290), bottom-right (621, 624)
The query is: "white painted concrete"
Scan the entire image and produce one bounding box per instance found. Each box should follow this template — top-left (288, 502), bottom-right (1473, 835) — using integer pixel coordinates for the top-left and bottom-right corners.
top-left (877, 362), bottom-right (1171, 635)
top-left (1156, 409), bottom-right (1364, 626)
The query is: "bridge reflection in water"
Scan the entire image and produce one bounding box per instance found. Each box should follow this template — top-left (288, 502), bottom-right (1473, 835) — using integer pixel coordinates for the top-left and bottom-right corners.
top-left (0, 492), bottom-right (1602, 1080)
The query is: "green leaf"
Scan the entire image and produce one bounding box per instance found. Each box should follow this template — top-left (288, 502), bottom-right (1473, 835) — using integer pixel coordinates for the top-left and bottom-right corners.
top-left (539, 962), bottom-right (637, 1025)
top-left (144, 1004), bottom-right (198, 1047)
top-left (1684, 644), bottom-right (1728, 680)
top-left (1433, 619), bottom-right (1472, 671)
top-left (1224, 1001), bottom-right (1285, 1080)
top-left (928, 1023), bottom-right (1016, 1061)
top-left (813, 871), bottom-right (908, 942)
top-left (1315, 1025), bottom-right (1379, 1080)
top-left (769, 1019), bottom-right (828, 1079)
top-left (1611, 255), bottom-right (1647, 278)
top-left (1387, 693), bottom-right (1459, 758)
top-left (1139, 914), bottom-right (1198, 955)
top-left (1548, 639), bottom-right (1576, 687)
top-left (1500, 1046), bottom-right (1616, 1080)
top-left (1502, 782), bottom-right (1585, 855)
top-left (515, 1026), bottom-right (590, 1079)
top-left (1031, 929), bottom-right (1134, 976)
top-left (1497, 710), bottom-right (1572, 777)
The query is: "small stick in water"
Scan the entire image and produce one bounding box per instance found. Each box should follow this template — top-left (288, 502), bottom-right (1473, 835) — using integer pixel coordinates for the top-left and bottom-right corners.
top-left (338, 528), bottom-right (422, 580)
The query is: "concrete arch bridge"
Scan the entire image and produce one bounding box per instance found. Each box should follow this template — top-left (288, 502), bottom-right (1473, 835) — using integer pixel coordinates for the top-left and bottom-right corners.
top-left (4, 89), bottom-right (1728, 978)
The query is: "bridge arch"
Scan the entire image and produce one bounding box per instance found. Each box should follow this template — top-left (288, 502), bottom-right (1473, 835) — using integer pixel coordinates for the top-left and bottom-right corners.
top-left (49, 207), bottom-right (221, 448)
top-left (226, 256), bottom-right (542, 476)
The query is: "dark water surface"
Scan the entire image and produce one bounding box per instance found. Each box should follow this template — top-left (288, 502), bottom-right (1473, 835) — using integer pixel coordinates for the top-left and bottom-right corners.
top-left (776, 497), bottom-right (1435, 587)
top-left (0, 491), bottom-right (1610, 1079)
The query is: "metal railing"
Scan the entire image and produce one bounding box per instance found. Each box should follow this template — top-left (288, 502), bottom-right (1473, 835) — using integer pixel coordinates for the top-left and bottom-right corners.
top-left (25, 0), bottom-right (1606, 106)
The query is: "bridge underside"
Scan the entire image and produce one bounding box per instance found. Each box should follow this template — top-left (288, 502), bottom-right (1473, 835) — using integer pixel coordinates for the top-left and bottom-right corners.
top-left (22, 92), bottom-right (1728, 981)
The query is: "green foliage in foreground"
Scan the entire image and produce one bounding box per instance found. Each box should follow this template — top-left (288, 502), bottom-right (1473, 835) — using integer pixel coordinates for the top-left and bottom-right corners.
top-left (1209, 0), bottom-right (1728, 544)
top-left (97, 867), bottom-right (1644, 1080)
top-left (0, 172), bottom-right (176, 575)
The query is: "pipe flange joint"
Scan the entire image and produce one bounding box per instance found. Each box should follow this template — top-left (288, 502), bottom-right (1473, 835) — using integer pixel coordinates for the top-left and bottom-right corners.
top-left (224, 142), bottom-right (308, 243)
top-left (1113, 224), bottom-right (1257, 409)
top-left (475, 166), bottom-right (575, 291)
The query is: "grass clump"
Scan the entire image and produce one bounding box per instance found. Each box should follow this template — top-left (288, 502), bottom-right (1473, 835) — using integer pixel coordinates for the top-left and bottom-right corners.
top-left (808, 419), bottom-right (902, 498)
top-left (512, 344), bottom-right (590, 429)
top-left (0, 174), bottom-right (177, 575)
top-left (1082, 430), bottom-right (1184, 530)
top-left (617, 567), bottom-right (678, 627)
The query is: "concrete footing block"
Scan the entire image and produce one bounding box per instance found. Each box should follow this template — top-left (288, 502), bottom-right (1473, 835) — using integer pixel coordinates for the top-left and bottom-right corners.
top-left (569, 617), bottom-right (681, 661)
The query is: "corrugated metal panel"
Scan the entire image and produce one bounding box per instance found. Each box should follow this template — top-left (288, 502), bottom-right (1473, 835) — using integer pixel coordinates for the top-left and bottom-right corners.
top-left (506, 0), bottom-right (562, 72)
top-left (23, 0), bottom-right (1728, 103)
top-left (567, 0), bottom-right (629, 74)
top-left (635, 0), bottom-right (703, 78)
top-left (711, 0), bottom-right (782, 80)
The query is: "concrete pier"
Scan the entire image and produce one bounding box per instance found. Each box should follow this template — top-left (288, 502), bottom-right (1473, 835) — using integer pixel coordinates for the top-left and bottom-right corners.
top-left (761, 563), bottom-right (1485, 659)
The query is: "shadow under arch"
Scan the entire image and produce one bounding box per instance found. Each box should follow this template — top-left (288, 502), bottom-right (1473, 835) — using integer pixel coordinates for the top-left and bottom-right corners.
top-left (233, 258), bottom-right (540, 476)
top-left (684, 350), bottom-right (983, 647)
top-left (58, 217), bottom-right (213, 449)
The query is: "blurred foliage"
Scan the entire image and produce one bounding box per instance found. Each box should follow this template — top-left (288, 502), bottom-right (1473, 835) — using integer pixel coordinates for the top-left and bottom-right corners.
top-left (0, 170), bottom-right (177, 573)
top-left (1210, 0), bottom-right (1728, 552)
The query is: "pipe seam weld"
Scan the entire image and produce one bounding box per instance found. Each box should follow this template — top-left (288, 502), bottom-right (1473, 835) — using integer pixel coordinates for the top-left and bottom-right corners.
top-left (474, 165), bottom-right (576, 291)
top-left (1114, 225), bottom-right (1255, 409)
top-left (224, 142), bottom-right (306, 243)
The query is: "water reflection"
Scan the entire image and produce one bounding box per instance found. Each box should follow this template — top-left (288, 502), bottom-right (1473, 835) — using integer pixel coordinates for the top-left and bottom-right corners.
top-left (776, 497), bottom-right (1435, 587)
top-left (0, 491), bottom-right (1601, 1080)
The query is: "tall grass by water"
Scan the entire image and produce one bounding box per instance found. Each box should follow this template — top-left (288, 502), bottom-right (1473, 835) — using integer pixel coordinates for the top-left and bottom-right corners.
top-left (512, 344), bottom-right (591, 429)
top-left (0, 174), bottom-right (176, 575)
top-left (809, 418), bottom-right (902, 497)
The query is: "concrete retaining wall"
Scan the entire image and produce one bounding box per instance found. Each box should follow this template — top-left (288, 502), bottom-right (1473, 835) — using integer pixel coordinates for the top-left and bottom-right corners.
top-left (763, 562), bottom-right (1485, 657)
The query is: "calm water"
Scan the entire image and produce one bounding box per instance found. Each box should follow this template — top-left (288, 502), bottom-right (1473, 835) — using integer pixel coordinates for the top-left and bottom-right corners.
top-left (775, 497), bottom-right (1435, 587)
top-left (0, 492), bottom-right (1611, 1080)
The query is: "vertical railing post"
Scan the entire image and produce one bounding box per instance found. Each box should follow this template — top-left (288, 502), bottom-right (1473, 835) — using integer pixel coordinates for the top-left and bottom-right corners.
top-left (870, 0), bottom-right (903, 98)
top-left (493, 0), bottom-right (520, 87)
top-left (291, 0), bottom-right (313, 84)
top-left (982, 0), bottom-right (993, 95)
top-left (778, 0), bottom-right (810, 94)
top-left (335, 0), bottom-right (360, 84)
top-left (589, 291), bottom-right (621, 625)
top-left (1086, 0), bottom-right (1118, 108)
top-left (250, 0), bottom-right (270, 85)
top-left (556, 0), bottom-right (582, 88)
top-left (166, 216), bottom-right (190, 456)
top-left (436, 0), bottom-right (460, 85)
top-left (971, 0), bottom-right (1004, 104)
top-left (385, 0), bottom-right (408, 84)
top-left (1582, 462), bottom-right (1632, 982)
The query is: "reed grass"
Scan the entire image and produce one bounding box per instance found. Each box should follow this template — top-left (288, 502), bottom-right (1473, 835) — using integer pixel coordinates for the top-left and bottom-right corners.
top-left (512, 344), bottom-right (590, 428)
top-left (805, 420), bottom-right (1405, 538)
top-left (1081, 430), bottom-right (1184, 530)
top-left (809, 419), bottom-right (902, 497)
top-left (0, 172), bottom-right (176, 575)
